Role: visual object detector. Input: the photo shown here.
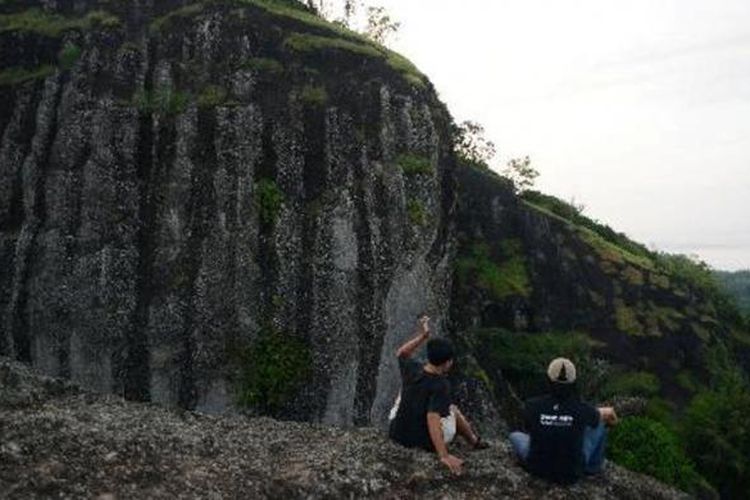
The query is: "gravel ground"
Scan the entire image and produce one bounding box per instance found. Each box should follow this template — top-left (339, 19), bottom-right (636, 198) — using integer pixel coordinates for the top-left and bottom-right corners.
top-left (0, 358), bottom-right (690, 499)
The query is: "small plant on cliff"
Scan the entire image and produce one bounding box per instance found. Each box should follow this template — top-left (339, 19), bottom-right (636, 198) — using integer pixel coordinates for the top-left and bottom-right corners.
top-left (298, 84), bottom-right (329, 107)
top-left (397, 153), bottom-right (433, 176)
top-left (58, 41), bottom-right (81, 70)
top-left (133, 88), bottom-right (189, 116)
top-left (407, 199), bottom-right (427, 226)
top-left (197, 85), bottom-right (228, 109)
top-left (237, 327), bottom-right (312, 414)
top-left (255, 178), bottom-right (285, 226)
top-left (456, 241), bottom-right (531, 300)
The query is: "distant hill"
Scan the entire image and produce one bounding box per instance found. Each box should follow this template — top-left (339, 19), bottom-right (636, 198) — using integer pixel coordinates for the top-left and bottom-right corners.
top-left (715, 270), bottom-right (750, 317)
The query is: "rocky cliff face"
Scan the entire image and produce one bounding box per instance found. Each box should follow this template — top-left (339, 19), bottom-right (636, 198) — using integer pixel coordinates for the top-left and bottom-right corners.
top-left (0, 0), bottom-right (455, 425)
top-left (0, 357), bottom-right (690, 499)
top-left (451, 165), bottom-right (743, 406)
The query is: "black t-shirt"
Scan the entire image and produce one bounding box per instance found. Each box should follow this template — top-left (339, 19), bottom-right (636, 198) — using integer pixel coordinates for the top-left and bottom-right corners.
top-left (523, 394), bottom-right (600, 485)
top-left (388, 357), bottom-right (451, 452)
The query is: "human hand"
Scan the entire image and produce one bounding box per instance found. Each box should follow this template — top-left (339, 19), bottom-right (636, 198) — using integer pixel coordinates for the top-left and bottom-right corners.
top-left (599, 406), bottom-right (619, 427)
top-left (439, 454), bottom-right (464, 476)
top-left (417, 313), bottom-right (431, 337)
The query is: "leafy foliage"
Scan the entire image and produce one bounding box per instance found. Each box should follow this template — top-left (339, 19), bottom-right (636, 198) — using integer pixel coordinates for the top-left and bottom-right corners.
top-left (236, 327), bottom-right (311, 414)
top-left (609, 417), bottom-right (701, 492)
top-left (58, 41), bottom-right (81, 70)
top-left (133, 88), bottom-right (189, 116)
top-left (364, 6), bottom-right (400, 45)
top-left (197, 85), bottom-right (228, 108)
top-left (406, 199), bottom-right (427, 226)
top-left (453, 120), bottom-right (496, 169)
top-left (255, 178), bottom-right (285, 226)
top-left (397, 153), bottom-right (433, 176)
top-left (602, 371), bottom-right (661, 398)
top-left (0, 8), bottom-right (120, 36)
top-left (456, 241), bottom-right (531, 300)
top-left (471, 328), bottom-right (594, 398)
top-left (299, 84), bottom-right (329, 106)
top-left (503, 156), bottom-right (538, 193)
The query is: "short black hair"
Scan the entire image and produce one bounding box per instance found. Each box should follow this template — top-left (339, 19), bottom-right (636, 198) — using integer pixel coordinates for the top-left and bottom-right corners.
top-left (427, 338), bottom-right (455, 366)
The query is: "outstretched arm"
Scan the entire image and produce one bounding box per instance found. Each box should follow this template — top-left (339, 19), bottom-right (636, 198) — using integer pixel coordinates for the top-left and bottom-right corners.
top-left (396, 315), bottom-right (430, 359)
top-left (428, 412), bottom-right (464, 475)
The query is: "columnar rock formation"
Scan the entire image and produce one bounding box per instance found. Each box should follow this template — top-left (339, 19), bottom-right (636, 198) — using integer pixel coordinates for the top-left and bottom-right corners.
top-left (0, 0), bottom-right (455, 425)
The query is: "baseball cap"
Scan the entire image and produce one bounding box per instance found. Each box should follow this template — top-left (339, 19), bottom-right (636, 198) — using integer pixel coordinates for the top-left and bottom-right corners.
top-left (547, 357), bottom-right (576, 384)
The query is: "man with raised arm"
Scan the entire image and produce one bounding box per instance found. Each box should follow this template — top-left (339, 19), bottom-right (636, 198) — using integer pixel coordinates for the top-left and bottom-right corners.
top-left (509, 357), bottom-right (619, 485)
top-left (388, 314), bottom-right (486, 476)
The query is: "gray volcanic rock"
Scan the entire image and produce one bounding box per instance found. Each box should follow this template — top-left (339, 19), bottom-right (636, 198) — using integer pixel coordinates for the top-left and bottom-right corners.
top-left (0, 1), bottom-right (455, 425)
top-left (0, 357), bottom-right (690, 499)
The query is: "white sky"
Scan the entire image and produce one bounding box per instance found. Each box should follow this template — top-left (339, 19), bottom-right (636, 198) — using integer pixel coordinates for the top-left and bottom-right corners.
top-left (367, 0), bottom-right (750, 271)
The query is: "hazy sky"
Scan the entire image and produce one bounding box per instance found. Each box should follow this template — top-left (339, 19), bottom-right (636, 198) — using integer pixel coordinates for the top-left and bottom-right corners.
top-left (370, 0), bottom-right (750, 271)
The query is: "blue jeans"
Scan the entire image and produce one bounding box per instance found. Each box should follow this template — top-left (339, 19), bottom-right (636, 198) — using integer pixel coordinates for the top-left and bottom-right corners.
top-left (509, 421), bottom-right (607, 474)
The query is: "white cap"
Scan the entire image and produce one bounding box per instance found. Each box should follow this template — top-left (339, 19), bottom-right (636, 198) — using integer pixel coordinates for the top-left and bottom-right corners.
top-left (547, 357), bottom-right (576, 384)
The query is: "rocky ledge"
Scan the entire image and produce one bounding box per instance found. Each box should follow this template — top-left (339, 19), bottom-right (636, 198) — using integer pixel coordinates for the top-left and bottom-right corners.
top-left (0, 357), bottom-right (688, 499)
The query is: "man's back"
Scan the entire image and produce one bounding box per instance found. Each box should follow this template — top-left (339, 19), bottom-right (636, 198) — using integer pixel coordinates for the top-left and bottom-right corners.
top-left (524, 394), bottom-right (600, 484)
top-left (389, 358), bottom-right (450, 451)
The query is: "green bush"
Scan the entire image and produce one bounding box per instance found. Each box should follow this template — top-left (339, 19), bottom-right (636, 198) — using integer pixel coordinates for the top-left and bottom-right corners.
top-left (602, 371), bottom-right (661, 398)
top-left (471, 329), bottom-right (593, 398)
top-left (609, 417), bottom-right (701, 492)
top-left (255, 178), bottom-right (285, 226)
top-left (236, 327), bottom-right (311, 414)
top-left (197, 85), bottom-right (228, 108)
top-left (241, 57), bottom-right (284, 75)
top-left (407, 199), bottom-right (427, 226)
top-left (133, 88), bottom-right (189, 116)
top-left (682, 381), bottom-right (750, 497)
top-left (299, 84), bottom-right (328, 107)
top-left (397, 153), bottom-right (433, 175)
top-left (456, 240), bottom-right (531, 299)
top-left (58, 41), bottom-right (81, 70)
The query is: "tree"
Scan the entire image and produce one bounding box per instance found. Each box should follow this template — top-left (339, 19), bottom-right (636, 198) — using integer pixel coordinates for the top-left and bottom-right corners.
top-left (503, 156), bottom-right (538, 193)
top-left (365, 6), bottom-right (400, 45)
top-left (453, 120), bottom-right (497, 169)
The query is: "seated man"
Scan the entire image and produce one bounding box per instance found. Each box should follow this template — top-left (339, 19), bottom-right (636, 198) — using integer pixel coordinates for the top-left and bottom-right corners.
top-left (509, 357), bottom-right (618, 485)
top-left (388, 315), bottom-right (486, 476)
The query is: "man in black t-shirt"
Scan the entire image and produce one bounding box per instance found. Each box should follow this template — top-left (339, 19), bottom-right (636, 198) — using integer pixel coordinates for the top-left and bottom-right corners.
top-left (388, 315), bottom-right (486, 475)
top-left (509, 358), bottom-right (619, 485)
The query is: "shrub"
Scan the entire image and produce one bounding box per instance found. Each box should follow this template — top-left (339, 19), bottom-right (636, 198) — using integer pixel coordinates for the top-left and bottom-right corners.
top-left (609, 417), bottom-right (701, 492)
top-left (682, 378), bottom-right (750, 497)
top-left (456, 240), bottom-right (531, 300)
top-left (255, 178), bottom-right (285, 226)
top-left (236, 327), bottom-right (311, 414)
top-left (197, 85), bottom-right (228, 108)
top-left (58, 41), bottom-right (81, 70)
top-left (133, 88), bottom-right (189, 116)
top-left (299, 84), bottom-right (328, 107)
top-left (407, 199), bottom-right (427, 226)
top-left (241, 57), bottom-right (284, 75)
top-left (602, 371), bottom-right (661, 399)
top-left (470, 329), bottom-right (593, 398)
top-left (397, 153), bottom-right (433, 175)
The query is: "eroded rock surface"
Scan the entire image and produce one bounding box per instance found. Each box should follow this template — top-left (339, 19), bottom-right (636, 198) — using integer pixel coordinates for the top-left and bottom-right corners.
top-left (0, 357), bottom-right (689, 499)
